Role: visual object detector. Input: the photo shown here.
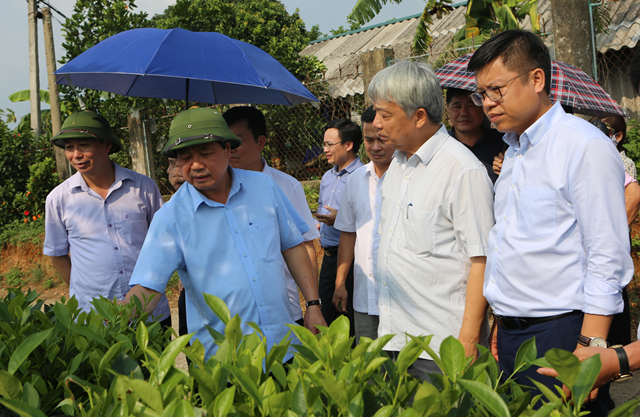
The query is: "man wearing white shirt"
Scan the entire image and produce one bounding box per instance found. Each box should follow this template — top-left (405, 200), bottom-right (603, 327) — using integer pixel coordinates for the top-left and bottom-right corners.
top-left (222, 106), bottom-right (320, 324)
top-left (370, 61), bottom-right (495, 380)
top-left (469, 30), bottom-right (632, 415)
top-left (333, 106), bottom-right (395, 343)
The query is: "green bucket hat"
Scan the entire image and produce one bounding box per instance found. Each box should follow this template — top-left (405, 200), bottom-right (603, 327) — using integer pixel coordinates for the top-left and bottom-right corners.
top-left (51, 111), bottom-right (122, 154)
top-left (162, 108), bottom-right (242, 158)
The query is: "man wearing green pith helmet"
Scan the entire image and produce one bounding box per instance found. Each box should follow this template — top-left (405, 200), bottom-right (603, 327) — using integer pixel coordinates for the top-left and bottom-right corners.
top-left (44, 110), bottom-right (170, 325)
top-left (125, 108), bottom-right (326, 361)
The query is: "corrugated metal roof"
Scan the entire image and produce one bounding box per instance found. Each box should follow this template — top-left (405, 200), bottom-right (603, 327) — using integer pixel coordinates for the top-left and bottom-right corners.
top-left (302, 0), bottom-right (640, 98)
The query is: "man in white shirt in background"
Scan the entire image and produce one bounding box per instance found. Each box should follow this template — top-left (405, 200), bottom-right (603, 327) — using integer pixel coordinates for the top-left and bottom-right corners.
top-left (370, 60), bottom-right (495, 381)
top-left (333, 106), bottom-right (394, 343)
top-left (223, 106), bottom-right (320, 324)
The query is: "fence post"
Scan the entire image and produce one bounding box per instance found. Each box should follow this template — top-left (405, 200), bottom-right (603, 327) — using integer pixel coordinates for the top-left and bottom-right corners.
top-left (128, 108), bottom-right (156, 179)
top-left (362, 48), bottom-right (394, 107)
top-left (550, 0), bottom-right (595, 80)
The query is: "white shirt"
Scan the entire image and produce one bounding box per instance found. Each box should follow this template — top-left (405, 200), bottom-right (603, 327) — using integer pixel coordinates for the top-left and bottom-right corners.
top-left (334, 162), bottom-right (385, 315)
top-left (377, 125), bottom-right (495, 359)
top-left (261, 158), bottom-right (320, 320)
top-left (484, 103), bottom-right (632, 317)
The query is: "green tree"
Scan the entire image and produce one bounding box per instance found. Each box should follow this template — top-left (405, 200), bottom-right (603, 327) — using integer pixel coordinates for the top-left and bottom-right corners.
top-left (348, 0), bottom-right (539, 55)
top-left (152, 0), bottom-right (325, 80)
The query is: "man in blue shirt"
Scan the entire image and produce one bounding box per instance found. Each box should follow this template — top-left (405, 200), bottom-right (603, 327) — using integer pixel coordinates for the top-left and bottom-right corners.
top-left (125, 108), bottom-right (326, 361)
top-left (314, 119), bottom-right (364, 328)
top-left (469, 30), bottom-right (632, 415)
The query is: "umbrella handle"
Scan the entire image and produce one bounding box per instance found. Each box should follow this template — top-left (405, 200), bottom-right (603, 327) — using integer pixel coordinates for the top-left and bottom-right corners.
top-left (64, 75), bottom-right (86, 111)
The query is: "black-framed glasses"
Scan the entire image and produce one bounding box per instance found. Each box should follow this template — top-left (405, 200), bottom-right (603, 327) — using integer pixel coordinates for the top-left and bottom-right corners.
top-left (470, 70), bottom-right (532, 106)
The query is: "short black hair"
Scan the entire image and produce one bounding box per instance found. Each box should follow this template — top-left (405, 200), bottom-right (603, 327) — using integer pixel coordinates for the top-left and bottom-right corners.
top-left (325, 118), bottom-right (362, 153)
top-left (630, 47), bottom-right (640, 95)
top-left (468, 30), bottom-right (551, 95)
top-left (222, 106), bottom-right (266, 143)
top-left (361, 106), bottom-right (376, 124)
top-left (445, 88), bottom-right (473, 105)
top-left (603, 115), bottom-right (628, 151)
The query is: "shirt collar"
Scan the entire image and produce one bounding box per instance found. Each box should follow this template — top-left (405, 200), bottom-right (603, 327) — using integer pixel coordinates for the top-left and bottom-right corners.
top-left (503, 102), bottom-right (563, 149)
top-left (187, 166), bottom-right (242, 211)
top-left (67, 162), bottom-right (130, 192)
top-left (331, 157), bottom-right (362, 176)
top-left (399, 124), bottom-right (449, 165)
top-left (260, 157), bottom-right (269, 173)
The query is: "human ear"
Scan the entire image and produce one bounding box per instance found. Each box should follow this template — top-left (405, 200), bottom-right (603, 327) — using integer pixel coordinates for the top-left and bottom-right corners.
top-left (531, 68), bottom-right (546, 94)
top-left (414, 108), bottom-right (428, 129)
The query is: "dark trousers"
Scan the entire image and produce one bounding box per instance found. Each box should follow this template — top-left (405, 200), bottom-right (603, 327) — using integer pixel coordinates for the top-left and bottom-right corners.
top-left (497, 312), bottom-right (609, 416)
top-left (178, 289), bottom-right (188, 337)
top-left (318, 249), bottom-right (355, 336)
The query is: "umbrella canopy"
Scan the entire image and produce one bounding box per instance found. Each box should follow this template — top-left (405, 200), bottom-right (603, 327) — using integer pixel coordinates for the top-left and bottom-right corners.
top-left (436, 53), bottom-right (626, 118)
top-left (55, 28), bottom-right (317, 106)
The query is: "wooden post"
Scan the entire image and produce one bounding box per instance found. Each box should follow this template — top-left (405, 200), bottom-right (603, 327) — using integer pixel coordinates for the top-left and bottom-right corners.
top-left (42, 7), bottom-right (71, 180)
top-left (362, 48), bottom-right (394, 107)
top-left (128, 109), bottom-right (156, 179)
top-left (28, 0), bottom-right (41, 139)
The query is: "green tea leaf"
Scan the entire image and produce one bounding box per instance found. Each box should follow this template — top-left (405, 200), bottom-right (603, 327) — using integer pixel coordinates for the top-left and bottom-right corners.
top-left (543, 348), bottom-right (580, 390)
top-left (396, 339), bottom-right (423, 376)
top-left (320, 377), bottom-right (348, 410)
top-left (269, 391), bottom-right (291, 417)
top-left (571, 354), bottom-right (602, 409)
top-left (225, 364), bottom-right (262, 407)
top-left (608, 398), bottom-right (640, 417)
top-left (204, 294), bottom-right (231, 325)
top-left (347, 391), bottom-right (364, 417)
top-left (152, 334), bottom-right (193, 386)
top-left (0, 398), bottom-right (46, 417)
top-left (53, 302), bottom-right (71, 331)
top-left (136, 321), bottom-right (149, 351)
top-left (126, 379), bottom-right (163, 413)
top-left (225, 315), bottom-right (242, 353)
top-left (213, 385), bottom-right (235, 417)
top-left (8, 328), bottom-right (52, 375)
top-left (439, 336), bottom-right (466, 382)
top-left (174, 399), bottom-right (195, 417)
top-left (458, 379), bottom-right (509, 417)
top-left (372, 405), bottom-right (395, 417)
top-left (0, 370), bottom-right (22, 399)
top-left (413, 382), bottom-right (442, 416)
top-left (291, 381), bottom-right (307, 415)
top-left (328, 315), bottom-right (351, 348)
top-left (98, 341), bottom-right (126, 376)
top-left (529, 399), bottom-right (561, 417)
top-left (288, 324), bottom-right (324, 362)
top-left (513, 337), bottom-right (537, 373)
top-left (21, 382), bottom-right (39, 409)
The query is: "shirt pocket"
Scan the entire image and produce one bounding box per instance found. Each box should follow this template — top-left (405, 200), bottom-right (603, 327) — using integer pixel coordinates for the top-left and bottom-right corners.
top-left (249, 218), bottom-right (280, 263)
top-left (120, 212), bottom-right (148, 246)
top-left (404, 206), bottom-right (437, 256)
top-left (517, 186), bottom-right (557, 239)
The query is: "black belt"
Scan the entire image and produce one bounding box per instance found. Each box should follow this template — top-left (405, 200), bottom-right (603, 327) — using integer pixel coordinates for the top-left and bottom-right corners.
top-left (494, 310), bottom-right (581, 330)
top-left (323, 246), bottom-right (339, 257)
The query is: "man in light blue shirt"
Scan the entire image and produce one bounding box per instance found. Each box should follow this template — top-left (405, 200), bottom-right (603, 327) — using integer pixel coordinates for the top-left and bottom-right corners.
top-left (314, 119), bottom-right (364, 328)
top-left (44, 111), bottom-right (169, 323)
top-left (126, 108), bottom-right (325, 361)
top-left (469, 30), bottom-right (632, 414)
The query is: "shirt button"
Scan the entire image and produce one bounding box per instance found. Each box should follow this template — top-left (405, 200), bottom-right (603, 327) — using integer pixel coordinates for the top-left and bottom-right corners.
top-left (264, 326), bottom-right (268, 330)
top-left (397, 202), bottom-right (400, 206)
top-left (369, 273), bottom-right (372, 277)
top-left (383, 255), bottom-right (386, 259)
top-left (390, 229), bottom-right (393, 233)
top-left (384, 308), bottom-right (388, 312)
top-left (383, 282), bottom-right (387, 286)
top-left (376, 204), bottom-right (379, 208)
top-left (518, 154), bottom-right (523, 159)
top-left (114, 247), bottom-right (118, 250)
top-left (225, 207), bottom-right (229, 210)
top-left (504, 216), bottom-right (507, 220)
top-left (368, 257), bottom-right (371, 260)
top-left (491, 279), bottom-right (496, 284)
top-left (234, 229), bottom-right (238, 234)
top-left (253, 277), bottom-right (256, 282)
top-left (511, 185), bottom-right (515, 189)
top-left (108, 224), bottom-right (112, 227)
top-left (260, 302), bottom-right (263, 307)
top-left (125, 214), bottom-right (129, 219)
top-left (494, 247), bottom-right (498, 251)
top-left (119, 271), bottom-right (123, 274)
top-left (243, 253), bottom-right (247, 257)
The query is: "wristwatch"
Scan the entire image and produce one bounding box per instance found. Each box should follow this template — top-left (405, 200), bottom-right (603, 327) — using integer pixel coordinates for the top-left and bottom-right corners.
top-left (578, 335), bottom-right (609, 348)
top-left (610, 345), bottom-right (633, 382)
top-left (305, 299), bottom-right (322, 308)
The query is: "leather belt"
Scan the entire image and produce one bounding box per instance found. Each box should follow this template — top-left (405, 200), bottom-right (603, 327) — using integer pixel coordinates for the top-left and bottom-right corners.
top-left (323, 246), bottom-right (339, 257)
top-left (494, 310), bottom-right (581, 330)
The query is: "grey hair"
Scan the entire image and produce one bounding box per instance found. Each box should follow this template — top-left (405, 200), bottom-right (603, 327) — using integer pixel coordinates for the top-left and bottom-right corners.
top-left (368, 60), bottom-right (443, 123)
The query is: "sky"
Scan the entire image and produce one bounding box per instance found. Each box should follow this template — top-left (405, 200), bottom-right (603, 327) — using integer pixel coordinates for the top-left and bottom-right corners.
top-left (0, 0), bottom-right (427, 126)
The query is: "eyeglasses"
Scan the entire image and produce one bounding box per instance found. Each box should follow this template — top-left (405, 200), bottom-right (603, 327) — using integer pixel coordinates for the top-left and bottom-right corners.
top-left (470, 70), bottom-right (532, 106)
top-left (322, 141), bottom-right (342, 149)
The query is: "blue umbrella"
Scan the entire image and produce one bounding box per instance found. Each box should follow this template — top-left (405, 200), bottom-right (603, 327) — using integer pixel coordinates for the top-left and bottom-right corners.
top-left (55, 27), bottom-right (318, 106)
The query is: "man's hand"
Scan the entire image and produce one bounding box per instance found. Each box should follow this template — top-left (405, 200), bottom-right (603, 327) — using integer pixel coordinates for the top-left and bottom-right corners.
top-left (490, 325), bottom-right (499, 362)
top-left (537, 346), bottom-right (620, 403)
top-left (492, 152), bottom-right (504, 176)
top-left (304, 305), bottom-right (326, 334)
top-left (459, 338), bottom-right (479, 361)
top-left (332, 284), bottom-right (349, 313)
top-left (314, 206), bottom-right (337, 226)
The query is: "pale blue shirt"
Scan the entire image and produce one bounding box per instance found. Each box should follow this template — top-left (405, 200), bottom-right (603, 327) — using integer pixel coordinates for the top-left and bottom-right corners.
top-left (129, 168), bottom-right (308, 361)
top-left (484, 103), bottom-right (633, 317)
top-left (43, 163), bottom-right (169, 320)
top-left (318, 157), bottom-right (364, 247)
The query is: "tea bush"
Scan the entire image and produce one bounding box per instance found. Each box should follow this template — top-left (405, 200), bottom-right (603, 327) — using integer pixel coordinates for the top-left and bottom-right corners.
top-left (0, 289), bottom-right (638, 416)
